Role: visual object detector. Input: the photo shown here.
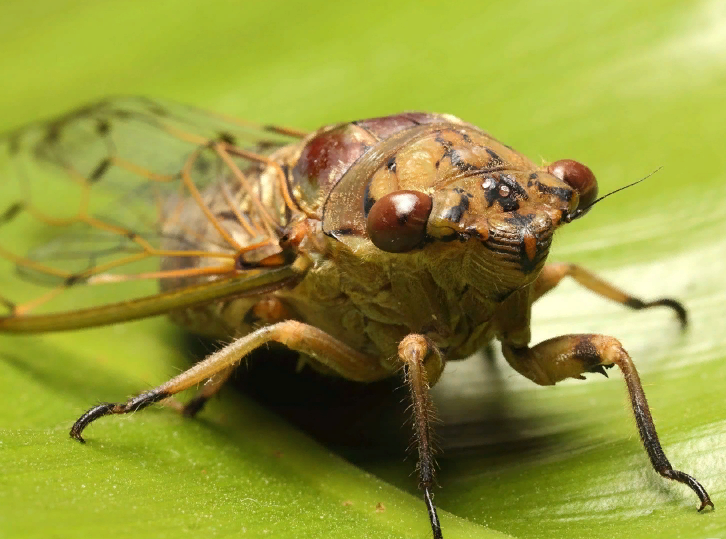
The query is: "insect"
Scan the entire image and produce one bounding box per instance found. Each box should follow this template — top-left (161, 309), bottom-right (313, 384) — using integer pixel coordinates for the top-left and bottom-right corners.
top-left (0, 97), bottom-right (713, 538)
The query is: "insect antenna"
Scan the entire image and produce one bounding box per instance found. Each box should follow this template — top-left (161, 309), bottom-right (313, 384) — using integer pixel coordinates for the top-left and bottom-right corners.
top-left (566, 166), bottom-right (662, 222)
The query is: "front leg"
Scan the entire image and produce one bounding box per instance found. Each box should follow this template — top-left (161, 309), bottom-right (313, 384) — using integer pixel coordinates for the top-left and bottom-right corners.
top-left (501, 334), bottom-right (713, 511)
top-left (534, 263), bottom-right (687, 327)
top-left (398, 334), bottom-right (446, 539)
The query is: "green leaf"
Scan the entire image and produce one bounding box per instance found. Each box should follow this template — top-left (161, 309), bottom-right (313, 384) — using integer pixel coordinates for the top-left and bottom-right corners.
top-left (1, 1), bottom-right (725, 538)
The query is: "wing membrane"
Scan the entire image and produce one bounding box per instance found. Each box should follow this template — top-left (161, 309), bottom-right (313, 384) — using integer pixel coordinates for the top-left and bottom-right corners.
top-left (0, 97), bottom-right (305, 322)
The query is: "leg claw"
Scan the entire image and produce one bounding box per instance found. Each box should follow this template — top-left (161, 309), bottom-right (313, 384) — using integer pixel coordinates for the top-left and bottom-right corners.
top-left (589, 365), bottom-right (609, 378)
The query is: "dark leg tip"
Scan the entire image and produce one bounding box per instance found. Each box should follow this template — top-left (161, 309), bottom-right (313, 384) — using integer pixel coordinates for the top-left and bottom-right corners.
top-left (653, 298), bottom-right (688, 330)
top-left (181, 396), bottom-right (208, 418)
top-left (424, 487), bottom-right (443, 539)
top-left (661, 468), bottom-right (713, 512)
top-left (69, 430), bottom-right (86, 444)
top-left (69, 402), bottom-right (117, 444)
top-left (627, 297), bottom-right (688, 330)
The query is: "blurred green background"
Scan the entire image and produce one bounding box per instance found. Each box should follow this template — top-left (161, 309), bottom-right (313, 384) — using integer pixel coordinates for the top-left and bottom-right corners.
top-left (1, 1), bottom-right (725, 538)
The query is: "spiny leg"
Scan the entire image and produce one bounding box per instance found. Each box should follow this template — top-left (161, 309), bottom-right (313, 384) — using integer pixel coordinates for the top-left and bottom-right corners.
top-left (398, 334), bottom-right (446, 539)
top-left (70, 320), bottom-right (390, 442)
top-left (501, 333), bottom-right (713, 511)
top-left (534, 263), bottom-right (687, 328)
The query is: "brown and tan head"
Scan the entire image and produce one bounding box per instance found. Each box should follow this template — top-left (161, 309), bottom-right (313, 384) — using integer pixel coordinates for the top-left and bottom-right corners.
top-left (319, 116), bottom-right (597, 291)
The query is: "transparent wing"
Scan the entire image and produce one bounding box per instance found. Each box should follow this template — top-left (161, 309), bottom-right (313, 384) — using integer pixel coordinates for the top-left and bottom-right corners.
top-left (0, 96), bottom-right (306, 324)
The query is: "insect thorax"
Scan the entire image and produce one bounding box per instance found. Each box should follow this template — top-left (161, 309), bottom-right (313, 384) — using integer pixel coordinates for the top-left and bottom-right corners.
top-left (157, 113), bottom-right (569, 374)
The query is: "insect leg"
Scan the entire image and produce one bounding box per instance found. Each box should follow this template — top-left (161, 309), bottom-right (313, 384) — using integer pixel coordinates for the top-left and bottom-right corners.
top-left (180, 365), bottom-right (236, 417)
top-left (398, 334), bottom-right (445, 539)
top-left (70, 320), bottom-right (390, 442)
top-left (500, 334), bottom-right (713, 511)
top-left (161, 366), bottom-right (237, 416)
top-left (533, 263), bottom-right (687, 328)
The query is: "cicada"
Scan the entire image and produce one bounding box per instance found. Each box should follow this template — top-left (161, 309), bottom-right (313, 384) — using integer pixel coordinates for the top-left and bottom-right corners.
top-left (0, 97), bottom-right (713, 539)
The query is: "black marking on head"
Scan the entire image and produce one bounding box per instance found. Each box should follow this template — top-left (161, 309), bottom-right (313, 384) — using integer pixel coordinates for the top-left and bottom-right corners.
top-left (535, 181), bottom-right (573, 201)
top-left (453, 187), bottom-right (473, 198)
top-left (460, 131), bottom-right (473, 143)
top-left (89, 158), bottom-right (112, 183)
top-left (218, 132), bottom-right (236, 146)
top-left (527, 172), bottom-right (538, 188)
top-left (437, 134), bottom-right (476, 172)
top-left (442, 194), bottom-right (470, 223)
top-left (482, 176), bottom-right (498, 207)
top-left (437, 132), bottom-right (508, 174)
top-left (386, 156), bottom-right (397, 173)
top-left (499, 174), bottom-right (529, 200)
top-left (363, 182), bottom-right (376, 217)
top-left (483, 212), bottom-right (553, 274)
top-left (482, 174), bottom-right (520, 212)
top-left (486, 148), bottom-right (505, 166)
top-left (503, 211), bottom-right (536, 229)
top-left (448, 149), bottom-right (478, 172)
top-left (435, 133), bottom-right (451, 149)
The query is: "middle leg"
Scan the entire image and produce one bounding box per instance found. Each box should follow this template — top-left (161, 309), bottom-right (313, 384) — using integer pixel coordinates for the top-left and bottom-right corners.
top-left (398, 334), bottom-right (446, 539)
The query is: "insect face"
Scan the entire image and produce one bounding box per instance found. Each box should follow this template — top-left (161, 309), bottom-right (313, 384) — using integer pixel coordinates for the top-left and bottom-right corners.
top-left (424, 168), bottom-right (576, 282)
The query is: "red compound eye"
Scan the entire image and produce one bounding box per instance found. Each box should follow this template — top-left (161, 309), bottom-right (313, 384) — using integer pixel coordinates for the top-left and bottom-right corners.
top-left (548, 159), bottom-right (598, 213)
top-left (366, 190), bottom-right (433, 253)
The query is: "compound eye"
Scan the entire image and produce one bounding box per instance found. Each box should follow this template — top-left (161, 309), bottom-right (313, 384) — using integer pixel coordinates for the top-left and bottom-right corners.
top-left (547, 159), bottom-right (598, 212)
top-left (366, 190), bottom-right (433, 253)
